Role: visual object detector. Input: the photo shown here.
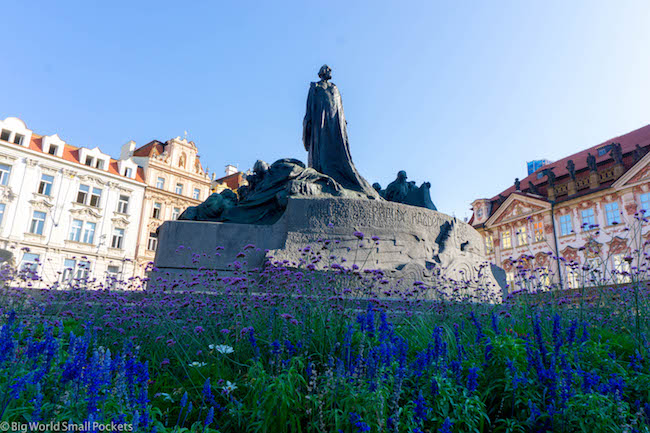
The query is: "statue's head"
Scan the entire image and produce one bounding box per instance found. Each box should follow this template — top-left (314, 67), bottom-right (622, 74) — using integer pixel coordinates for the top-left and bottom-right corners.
top-left (372, 182), bottom-right (382, 192)
top-left (397, 170), bottom-right (407, 181)
top-left (318, 65), bottom-right (332, 81)
top-left (253, 160), bottom-right (270, 175)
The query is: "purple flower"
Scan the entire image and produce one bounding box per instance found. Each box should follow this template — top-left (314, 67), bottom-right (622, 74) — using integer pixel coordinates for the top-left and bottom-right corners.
top-left (353, 231), bottom-right (364, 240)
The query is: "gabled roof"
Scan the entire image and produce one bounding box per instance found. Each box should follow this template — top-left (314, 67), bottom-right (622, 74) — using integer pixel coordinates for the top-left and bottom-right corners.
top-left (482, 124), bottom-right (650, 222)
top-left (133, 140), bottom-right (166, 157)
top-left (485, 192), bottom-right (551, 227)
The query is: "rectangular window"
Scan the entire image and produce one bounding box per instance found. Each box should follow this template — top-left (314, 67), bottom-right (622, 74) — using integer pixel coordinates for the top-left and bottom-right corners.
top-left (538, 268), bottom-right (550, 289)
top-left (69, 219), bottom-right (83, 241)
top-left (106, 265), bottom-right (120, 288)
top-left (117, 195), bottom-right (129, 214)
top-left (13, 134), bottom-right (24, 145)
top-left (516, 226), bottom-right (528, 246)
top-left (29, 211), bottom-right (46, 235)
top-left (0, 203), bottom-right (5, 226)
top-left (585, 258), bottom-right (602, 287)
top-left (0, 164), bottom-right (11, 186)
top-left (147, 232), bottom-right (158, 251)
top-left (84, 157), bottom-right (94, 167)
top-left (76, 184), bottom-right (90, 204)
top-left (156, 177), bottom-right (165, 189)
top-left (581, 208), bottom-right (595, 230)
top-left (38, 174), bottom-right (54, 196)
top-left (21, 252), bottom-right (40, 272)
top-left (193, 188), bottom-right (200, 200)
top-left (533, 222), bottom-right (544, 242)
top-left (124, 167), bottom-right (133, 178)
top-left (76, 260), bottom-right (90, 280)
top-left (175, 183), bottom-right (183, 195)
top-left (506, 271), bottom-right (515, 287)
top-left (0, 129), bottom-right (10, 141)
top-left (82, 222), bottom-right (96, 244)
top-left (501, 230), bottom-right (511, 249)
top-left (62, 258), bottom-right (76, 282)
top-left (95, 159), bottom-right (104, 170)
top-left (640, 193), bottom-right (650, 213)
top-left (152, 202), bottom-right (161, 219)
top-left (48, 145), bottom-right (58, 155)
top-left (172, 207), bottom-right (180, 220)
top-left (566, 269), bottom-right (579, 289)
top-left (612, 254), bottom-right (632, 284)
top-left (111, 228), bottom-right (125, 249)
top-left (559, 214), bottom-right (572, 236)
top-left (89, 187), bottom-right (102, 207)
top-left (605, 202), bottom-right (620, 225)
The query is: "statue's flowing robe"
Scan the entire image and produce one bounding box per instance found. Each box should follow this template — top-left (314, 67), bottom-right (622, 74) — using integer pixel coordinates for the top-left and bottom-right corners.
top-left (303, 81), bottom-right (380, 199)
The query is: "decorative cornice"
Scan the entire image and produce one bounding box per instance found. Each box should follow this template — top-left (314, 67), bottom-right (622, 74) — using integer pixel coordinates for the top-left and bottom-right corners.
top-left (28, 198), bottom-right (54, 212)
top-left (69, 205), bottom-right (102, 221)
top-left (111, 216), bottom-right (130, 229)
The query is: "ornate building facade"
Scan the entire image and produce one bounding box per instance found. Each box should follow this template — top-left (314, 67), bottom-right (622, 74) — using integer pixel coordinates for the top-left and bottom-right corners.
top-left (0, 117), bottom-right (146, 287)
top-left (470, 124), bottom-right (650, 291)
top-left (128, 137), bottom-right (212, 277)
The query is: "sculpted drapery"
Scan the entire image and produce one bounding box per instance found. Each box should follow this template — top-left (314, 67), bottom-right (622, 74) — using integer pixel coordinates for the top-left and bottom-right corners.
top-left (302, 65), bottom-right (380, 199)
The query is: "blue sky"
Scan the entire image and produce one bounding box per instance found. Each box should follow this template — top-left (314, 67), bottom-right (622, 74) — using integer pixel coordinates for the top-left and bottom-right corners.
top-left (3, 0), bottom-right (650, 219)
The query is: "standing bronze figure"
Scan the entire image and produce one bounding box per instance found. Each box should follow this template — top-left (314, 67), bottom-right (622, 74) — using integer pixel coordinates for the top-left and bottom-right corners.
top-left (303, 65), bottom-right (379, 198)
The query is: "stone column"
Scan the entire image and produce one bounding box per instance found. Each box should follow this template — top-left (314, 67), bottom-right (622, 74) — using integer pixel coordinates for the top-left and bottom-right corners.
top-left (567, 180), bottom-right (577, 196)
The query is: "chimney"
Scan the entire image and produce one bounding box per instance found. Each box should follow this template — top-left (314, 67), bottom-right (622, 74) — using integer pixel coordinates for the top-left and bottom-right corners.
top-left (225, 164), bottom-right (237, 176)
top-left (120, 140), bottom-right (136, 160)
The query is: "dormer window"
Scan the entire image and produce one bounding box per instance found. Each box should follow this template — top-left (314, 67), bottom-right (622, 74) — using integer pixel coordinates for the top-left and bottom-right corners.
top-left (477, 208), bottom-right (483, 218)
top-left (13, 134), bottom-right (24, 145)
top-left (85, 157), bottom-right (94, 167)
top-left (48, 145), bottom-right (58, 155)
top-left (124, 167), bottom-right (133, 178)
top-left (95, 159), bottom-right (104, 170)
top-left (0, 130), bottom-right (10, 141)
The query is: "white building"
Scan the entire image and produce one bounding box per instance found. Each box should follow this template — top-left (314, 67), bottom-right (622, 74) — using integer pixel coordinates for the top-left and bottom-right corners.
top-left (0, 117), bottom-right (146, 288)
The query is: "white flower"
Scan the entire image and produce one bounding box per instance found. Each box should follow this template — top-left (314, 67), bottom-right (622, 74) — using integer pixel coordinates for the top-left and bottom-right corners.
top-left (188, 361), bottom-right (207, 368)
top-left (156, 393), bottom-right (174, 402)
top-left (222, 381), bottom-right (237, 394)
top-left (209, 344), bottom-right (234, 354)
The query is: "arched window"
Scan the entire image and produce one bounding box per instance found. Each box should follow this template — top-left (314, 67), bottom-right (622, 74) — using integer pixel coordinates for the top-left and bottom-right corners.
top-left (179, 153), bottom-right (186, 169)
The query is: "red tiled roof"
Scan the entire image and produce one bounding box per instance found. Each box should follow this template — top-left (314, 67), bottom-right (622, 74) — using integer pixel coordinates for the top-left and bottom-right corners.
top-left (215, 172), bottom-right (245, 190)
top-left (485, 124), bottom-right (650, 214)
top-left (24, 134), bottom-right (145, 184)
top-left (133, 140), bottom-right (165, 157)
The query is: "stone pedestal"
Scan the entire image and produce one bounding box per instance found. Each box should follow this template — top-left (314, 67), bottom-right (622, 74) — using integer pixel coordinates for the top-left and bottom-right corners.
top-left (151, 197), bottom-right (506, 301)
top-left (567, 180), bottom-right (577, 196)
top-left (614, 164), bottom-right (625, 179)
top-left (589, 172), bottom-right (600, 189)
top-left (547, 187), bottom-right (556, 202)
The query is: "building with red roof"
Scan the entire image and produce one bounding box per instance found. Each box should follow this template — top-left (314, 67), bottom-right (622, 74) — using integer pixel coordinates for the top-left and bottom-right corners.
top-left (470, 124), bottom-right (650, 291)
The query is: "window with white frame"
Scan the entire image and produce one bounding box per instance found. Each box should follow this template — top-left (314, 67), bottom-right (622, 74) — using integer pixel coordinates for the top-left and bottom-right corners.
top-left (533, 222), bottom-right (544, 242)
top-left (175, 183), bottom-right (183, 195)
top-left (69, 219), bottom-right (83, 241)
top-left (111, 228), bottom-right (124, 249)
top-left (76, 260), bottom-right (90, 280)
top-left (13, 134), bottom-right (24, 145)
top-left (38, 174), bottom-right (54, 196)
top-left (505, 271), bottom-right (515, 287)
top-left (584, 258), bottom-right (603, 286)
top-left (501, 230), bottom-right (512, 249)
top-left (117, 195), bottom-right (129, 214)
top-left (76, 184), bottom-right (90, 204)
top-left (0, 203), bottom-right (5, 226)
top-left (0, 164), bottom-right (11, 186)
top-left (559, 214), bottom-right (572, 236)
top-left (537, 267), bottom-right (551, 290)
top-left (62, 259), bottom-right (91, 282)
top-left (124, 167), bottom-right (133, 178)
top-left (21, 252), bottom-right (40, 272)
top-left (152, 202), bottom-right (162, 219)
top-left (640, 193), bottom-right (650, 213)
top-left (566, 268), bottom-right (579, 289)
top-left (106, 265), bottom-right (120, 288)
top-left (171, 207), bottom-right (180, 220)
top-left (0, 130), bottom-right (10, 141)
top-left (147, 232), bottom-right (158, 251)
top-left (89, 187), bottom-right (102, 207)
top-left (48, 145), bottom-right (58, 156)
top-left (612, 254), bottom-right (632, 284)
top-left (29, 211), bottom-right (46, 235)
top-left (62, 258), bottom-right (76, 282)
top-left (604, 202), bottom-right (620, 225)
top-left (82, 222), bottom-right (96, 244)
top-left (581, 208), bottom-right (595, 230)
top-left (485, 234), bottom-right (493, 254)
top-left (516, 226), bottom-right (528, 246)
top-left (95, 159), bottom-right (105, 170)
top-left (156, 177), bottom-right (165, 189)
top-left (84, 156), bottom-right (94, 167)
top-left (193, 188), bottom-right (200, 200)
